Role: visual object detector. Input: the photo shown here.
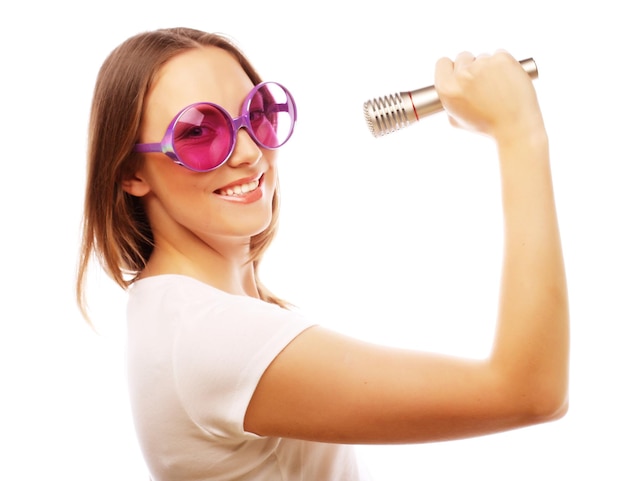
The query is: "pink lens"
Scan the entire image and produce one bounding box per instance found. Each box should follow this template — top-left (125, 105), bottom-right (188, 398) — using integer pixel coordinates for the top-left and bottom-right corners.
top-left (248, 83), bottom-right (293, 148)
top-left (172, 105), bottom-right (234, 172)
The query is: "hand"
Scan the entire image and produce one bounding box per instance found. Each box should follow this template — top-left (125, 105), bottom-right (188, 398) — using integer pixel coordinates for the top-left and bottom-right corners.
top-left (434, 50), bottom-right (545, 144)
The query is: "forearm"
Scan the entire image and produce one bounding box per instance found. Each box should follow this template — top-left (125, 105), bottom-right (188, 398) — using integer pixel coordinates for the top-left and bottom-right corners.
top-left (491, 128), bottom-right (569, 416)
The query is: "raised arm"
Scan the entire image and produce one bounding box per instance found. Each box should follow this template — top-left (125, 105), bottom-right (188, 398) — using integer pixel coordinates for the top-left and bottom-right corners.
top-left (244, 51), bottom-right (569, 444)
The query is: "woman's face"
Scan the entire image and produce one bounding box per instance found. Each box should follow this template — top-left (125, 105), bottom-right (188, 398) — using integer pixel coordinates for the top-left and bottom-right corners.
top-left (128, 47), bottom-right (278, 252)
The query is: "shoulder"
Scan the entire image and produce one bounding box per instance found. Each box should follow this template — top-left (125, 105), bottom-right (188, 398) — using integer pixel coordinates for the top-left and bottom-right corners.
top-left (128, 274), bottom-right (315, 345)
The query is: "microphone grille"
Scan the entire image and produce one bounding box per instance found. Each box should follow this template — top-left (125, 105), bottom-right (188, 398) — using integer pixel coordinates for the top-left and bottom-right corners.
top-left (363, 93), bottom-right (413, 138)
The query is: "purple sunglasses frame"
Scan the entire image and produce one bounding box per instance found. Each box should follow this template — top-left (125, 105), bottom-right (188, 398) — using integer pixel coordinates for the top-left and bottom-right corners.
top-left (133, 81), bottom-right (297, 172)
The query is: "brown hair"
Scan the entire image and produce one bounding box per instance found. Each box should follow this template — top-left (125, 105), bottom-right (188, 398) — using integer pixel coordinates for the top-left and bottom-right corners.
top-left (76, 27), bottom-right (287, 323)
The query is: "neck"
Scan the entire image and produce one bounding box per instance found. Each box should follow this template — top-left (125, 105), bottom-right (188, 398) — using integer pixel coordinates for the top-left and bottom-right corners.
top-left (142, 233), bottom-right (259, 298)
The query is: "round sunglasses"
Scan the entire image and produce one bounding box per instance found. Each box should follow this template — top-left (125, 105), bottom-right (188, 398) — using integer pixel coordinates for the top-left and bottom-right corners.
top-left (133, 81), bottom-right (297, 172)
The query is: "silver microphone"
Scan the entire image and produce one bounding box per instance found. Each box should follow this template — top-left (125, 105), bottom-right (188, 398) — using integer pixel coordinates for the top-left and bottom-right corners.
top-left (363, 58), bottom-right (538, 138)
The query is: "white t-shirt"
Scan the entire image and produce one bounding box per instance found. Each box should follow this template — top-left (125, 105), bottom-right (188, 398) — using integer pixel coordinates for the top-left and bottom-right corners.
top-left (126, 274), bottom-right (371, 481)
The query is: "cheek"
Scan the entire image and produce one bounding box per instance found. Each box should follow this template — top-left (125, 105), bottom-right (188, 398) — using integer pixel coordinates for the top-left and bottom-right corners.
top-left (264, 153), bottom-right (279, 186)
top-left (265, 168), bottom-right (278, 193)
top-left (145, 155), bottom-right (208, 190)
top-left (143, 161), bottom-right (213, 214)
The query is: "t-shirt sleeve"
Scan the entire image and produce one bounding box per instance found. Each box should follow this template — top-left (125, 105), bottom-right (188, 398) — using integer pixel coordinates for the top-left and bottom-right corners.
top-left (172, 293), bottom-right (315, 441)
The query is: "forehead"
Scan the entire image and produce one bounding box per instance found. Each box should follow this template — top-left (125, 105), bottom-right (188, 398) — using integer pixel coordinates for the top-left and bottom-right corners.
top-left (146, 46), bottom-right (255, 117)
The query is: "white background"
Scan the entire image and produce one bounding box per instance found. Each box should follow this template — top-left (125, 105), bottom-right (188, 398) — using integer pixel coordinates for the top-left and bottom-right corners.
top-left (1, 1), bottom-right (624, 479)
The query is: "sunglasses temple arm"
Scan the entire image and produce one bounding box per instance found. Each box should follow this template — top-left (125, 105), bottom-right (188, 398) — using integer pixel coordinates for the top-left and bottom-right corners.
top-left (133, 142), bottom-right (164, 153)
top-left (267, 103), bottom-right (291, 114)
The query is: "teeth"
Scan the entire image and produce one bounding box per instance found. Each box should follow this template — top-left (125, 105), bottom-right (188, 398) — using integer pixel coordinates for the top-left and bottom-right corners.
top-left (219, 179), bottom-right (259, 197)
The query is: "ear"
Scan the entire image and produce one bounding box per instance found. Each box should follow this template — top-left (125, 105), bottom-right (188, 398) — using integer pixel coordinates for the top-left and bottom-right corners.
top-left (121, 170), bottom-right (151, 197)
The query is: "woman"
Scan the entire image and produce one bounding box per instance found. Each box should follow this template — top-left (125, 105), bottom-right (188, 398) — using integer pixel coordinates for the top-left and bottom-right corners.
top-left (76, 27), bottom-right (569, 481)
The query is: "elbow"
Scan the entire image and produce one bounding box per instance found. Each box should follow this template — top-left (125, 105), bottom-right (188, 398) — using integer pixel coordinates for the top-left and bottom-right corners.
top-left (529, 365), bottom-right (570, 423)
top-left (551, 397), bottom-right (569, 420)
top-left (537, 391), bottom-right (569, 422)
top-left (529, 395), bottom-right (568, 424)
top-left (517, 382), bottom-right (569, 425)
top-left (494, 365), bottom-right (570, 425)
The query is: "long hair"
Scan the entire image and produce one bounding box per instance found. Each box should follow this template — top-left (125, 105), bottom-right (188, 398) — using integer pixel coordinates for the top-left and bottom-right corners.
top-left (76, 27), bottom-right (287, 323)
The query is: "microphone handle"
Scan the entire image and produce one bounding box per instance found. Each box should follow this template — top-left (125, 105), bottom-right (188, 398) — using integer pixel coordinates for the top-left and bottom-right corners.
top-left (364, 58), bottom-right (538, 138)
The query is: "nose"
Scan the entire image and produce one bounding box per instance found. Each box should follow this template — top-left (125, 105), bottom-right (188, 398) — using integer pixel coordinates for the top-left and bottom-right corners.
top-left (226, 127), bottom-right (262, 168)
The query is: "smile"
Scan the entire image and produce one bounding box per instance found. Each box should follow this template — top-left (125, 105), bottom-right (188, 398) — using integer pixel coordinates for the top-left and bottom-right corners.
top-left (217, 178), bottom-right (260, 197)
top-left (214, 174), bottom-right (265, 204)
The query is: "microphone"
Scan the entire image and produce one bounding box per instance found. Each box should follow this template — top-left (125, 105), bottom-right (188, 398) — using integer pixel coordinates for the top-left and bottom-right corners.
top-left (363, 58), bottom-right (538, 138)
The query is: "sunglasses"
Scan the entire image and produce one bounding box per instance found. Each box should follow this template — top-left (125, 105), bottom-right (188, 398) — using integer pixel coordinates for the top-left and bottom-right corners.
top-left (133, 81), bottom-right (297, 172)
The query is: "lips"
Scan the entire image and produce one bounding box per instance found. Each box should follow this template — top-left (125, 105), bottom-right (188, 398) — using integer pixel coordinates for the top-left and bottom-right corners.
top-left (214, 173), bottom-right (264, 203)
top-left (216, 177), bottom-right (260, 197)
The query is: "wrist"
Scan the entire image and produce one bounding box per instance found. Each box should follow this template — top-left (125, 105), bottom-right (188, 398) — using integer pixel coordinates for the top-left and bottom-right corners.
top-left (492, 112), bottom-right (548, 151)
top-left (496, 124), bottom-right (551, 191)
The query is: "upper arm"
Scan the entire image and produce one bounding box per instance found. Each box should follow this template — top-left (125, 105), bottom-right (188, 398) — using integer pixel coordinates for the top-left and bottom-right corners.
top-left (244, 326), bottom-right (557, 444)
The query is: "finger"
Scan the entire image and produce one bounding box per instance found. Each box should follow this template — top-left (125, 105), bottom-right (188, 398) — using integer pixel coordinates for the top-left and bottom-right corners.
top-left (447, 115), bottom-right (460, 129)
top-left (492, 48), bottom-right (514, 59)
top-left (453, 51), bottom-right (475, 71)
top-left (491, 50), bottom-right (521, 72)
top-left (476, 50), bottom-right (516, 70)
top-left (434, 56), bottom-right (453, 82)
top-left (472, 52), bottom-right (492, 72)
